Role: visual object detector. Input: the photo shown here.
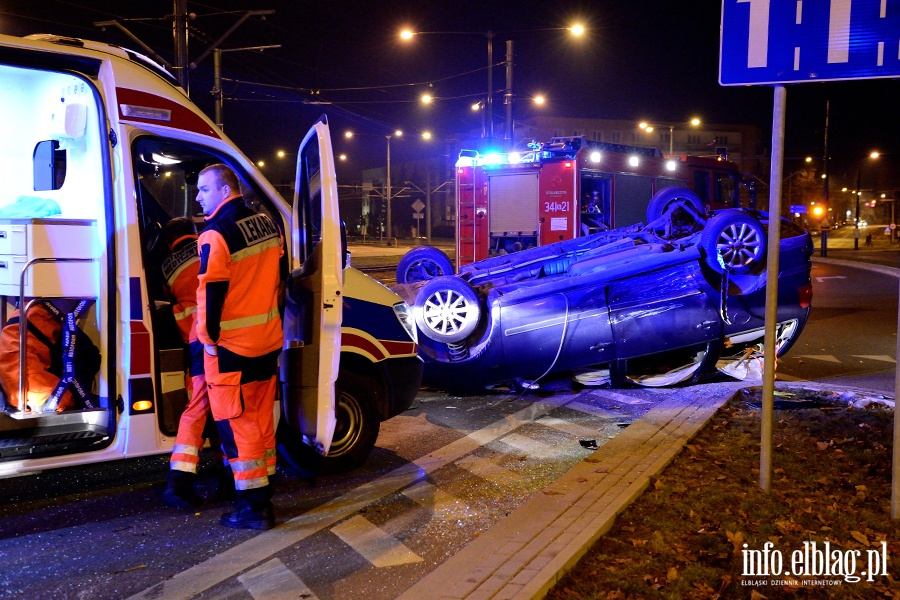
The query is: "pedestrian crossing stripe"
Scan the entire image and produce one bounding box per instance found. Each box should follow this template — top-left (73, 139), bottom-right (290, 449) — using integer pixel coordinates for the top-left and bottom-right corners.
top-left (851, 355), bottom-right (896, 363)
top-left (402, 481), bottom-right (468, 521)
top-left (794, 354), bottom-right (896, 363)
top-left (331, 515), bottom-right (424, 567)
top-left (237, 558), bottom-right (318, 600)
top-left (794, 354), bottom-right (841, 363)
top-left (501, 433), bottom-right (556, 460)
top-left (456, 453), bottom-right (522, 484)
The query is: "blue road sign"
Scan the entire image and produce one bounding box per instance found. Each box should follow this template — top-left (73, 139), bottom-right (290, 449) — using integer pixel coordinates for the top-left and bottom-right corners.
top-left (721, 0), bottom-right (900, 85)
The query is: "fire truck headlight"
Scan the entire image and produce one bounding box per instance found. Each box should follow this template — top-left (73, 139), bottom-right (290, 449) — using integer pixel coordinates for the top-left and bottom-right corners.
top-left (628, 156), bottom-right (640, 167)
top-left (393, 301), bottom-right (418, 344)
top-left (665, 160), bottom-right (677, 171)
top-left (589, 151), bottom-right (601, 163)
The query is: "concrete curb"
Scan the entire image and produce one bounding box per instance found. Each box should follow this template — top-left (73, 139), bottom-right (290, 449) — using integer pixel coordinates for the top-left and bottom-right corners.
top-left (399, 385), bottom-right (741, 600)
top-left (812, 256), bottom-right (899, 278)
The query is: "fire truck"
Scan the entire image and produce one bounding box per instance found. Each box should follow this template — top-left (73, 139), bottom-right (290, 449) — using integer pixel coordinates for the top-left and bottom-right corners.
top-left (454, 136), bottom-right (754, 267)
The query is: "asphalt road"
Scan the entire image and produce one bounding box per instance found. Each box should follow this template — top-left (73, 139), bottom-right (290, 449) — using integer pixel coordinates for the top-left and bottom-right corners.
top-left (1, 239), bottom-right (896, 599)
top-left (0, 385), bottom-right (673, 599)
top-left (777, 257), bottom-right (898, 393)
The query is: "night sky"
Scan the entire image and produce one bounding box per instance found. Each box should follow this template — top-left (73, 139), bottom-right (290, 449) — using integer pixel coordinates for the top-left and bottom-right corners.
top-left (2, 0), bottom-right (898, 187)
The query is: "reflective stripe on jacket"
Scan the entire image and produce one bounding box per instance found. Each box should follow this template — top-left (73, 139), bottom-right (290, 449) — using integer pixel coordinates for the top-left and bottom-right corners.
top-left (196, 197), bottom-right (284, 356)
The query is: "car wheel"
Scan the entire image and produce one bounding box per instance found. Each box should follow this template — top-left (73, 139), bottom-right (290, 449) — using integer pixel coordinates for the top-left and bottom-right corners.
top-left (277, 372), bottom-right (380, 475)
top-left (700, 211), bottom-right (766, 275)
top-left (414, 276), bottom-right (481, 343)
top-left (396, 246), bottom-right (454, 284)
top-left (645, 186), bottom-right (705, 224)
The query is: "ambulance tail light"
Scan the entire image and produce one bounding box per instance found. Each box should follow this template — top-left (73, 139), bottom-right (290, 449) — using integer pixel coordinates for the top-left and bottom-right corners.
top-left (393, 301), bottom-right (418, 344)
top-left (132, 400), bottom-right (153, 412)
top-left (798, 283), bottom-right (812, 309)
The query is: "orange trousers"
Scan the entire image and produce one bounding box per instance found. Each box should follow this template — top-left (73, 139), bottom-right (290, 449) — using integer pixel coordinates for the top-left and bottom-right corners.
top-left (204, 347), bottom-right (278, 490)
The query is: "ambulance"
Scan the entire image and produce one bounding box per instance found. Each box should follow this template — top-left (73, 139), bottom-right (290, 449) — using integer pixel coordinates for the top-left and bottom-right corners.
top-left (0, 33), bottom-right (422, 478)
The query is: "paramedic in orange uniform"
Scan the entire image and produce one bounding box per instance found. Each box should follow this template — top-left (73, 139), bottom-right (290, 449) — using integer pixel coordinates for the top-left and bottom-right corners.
top-left (0, 302), bottom-right (74, 412)
top-left (195, 163), bottom-right (283, 530)
top-left (161, 217), bottom-right (229, 509)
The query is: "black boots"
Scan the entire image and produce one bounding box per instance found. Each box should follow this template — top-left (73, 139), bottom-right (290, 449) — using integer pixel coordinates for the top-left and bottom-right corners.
top-left (219, 485), bottom-right (275, 530)
top-left (213, 466), bottom-right (237, 502)
top-left (162, 470), bottom-right (203, 509)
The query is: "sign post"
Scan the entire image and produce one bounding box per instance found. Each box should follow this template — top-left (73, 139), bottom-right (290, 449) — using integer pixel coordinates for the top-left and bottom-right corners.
top-left (720, 0), bottom-right (900, 505)
top-left (412, 199), bottom-right (425, 242)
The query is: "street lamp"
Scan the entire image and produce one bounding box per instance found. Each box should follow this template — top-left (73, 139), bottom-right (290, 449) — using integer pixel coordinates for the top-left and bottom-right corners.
top-left (400, 25), bottom-right (583, 145)
top-left (345, 129), bottom-right (407, 241)
top-left (638, 118), bottom-right (701, 155)
top-left (854, 151), bottom-right (880, 249)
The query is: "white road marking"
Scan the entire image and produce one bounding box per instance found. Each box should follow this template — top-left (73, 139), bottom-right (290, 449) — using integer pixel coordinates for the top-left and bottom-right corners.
top-left (815, 276), bottom-right (847, 282)
top-left (501, 432), bottom-right (555, 460)
top-left (331, 515), bottom-right (423, 567)
top-left (794, 354), bottom-right (841, 363)
top-left (537, 416), bottom-right (603, 439)
top-left (851, 355), bottom-right (896, 363)
top-left (589, 390), bottom-right (652, 405)
top-left (402, 481), bottom-right (467, 521)
top-left (237, 558), bottom-right (318, 600)
top-left (456, 454), bottom-right (522, 484)
top-left (568, 401), bottom-right (627, 419)
top-left (127, 395), bottom-right (573, 600)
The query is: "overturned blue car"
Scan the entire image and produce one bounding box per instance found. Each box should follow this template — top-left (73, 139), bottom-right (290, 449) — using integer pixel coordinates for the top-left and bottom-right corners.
top-left (393, 188), bottom-right (813, 392)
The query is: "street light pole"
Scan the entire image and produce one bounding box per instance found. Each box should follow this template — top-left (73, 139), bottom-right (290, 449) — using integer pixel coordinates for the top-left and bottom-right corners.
top-left (855, 168), bottom-right (861, 250)
top-left (386, 135), bottom-right (392, 241)
top-left (487, 31), bottom-right (493, 141)
top-left (504, 40), bottom-right (514, 145)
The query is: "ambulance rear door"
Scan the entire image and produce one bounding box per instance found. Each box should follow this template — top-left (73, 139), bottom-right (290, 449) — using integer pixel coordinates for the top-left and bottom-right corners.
top-left (280, 116), bottom-right (343, 454)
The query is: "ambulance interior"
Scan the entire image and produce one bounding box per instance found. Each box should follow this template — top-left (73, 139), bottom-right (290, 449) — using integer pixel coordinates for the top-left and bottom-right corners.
top-left (0, 63), bottom-right (111, 460)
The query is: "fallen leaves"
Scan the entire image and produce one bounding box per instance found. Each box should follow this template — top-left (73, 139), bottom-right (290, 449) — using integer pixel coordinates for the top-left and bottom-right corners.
top-left (546, 398), bottom-right (900, 600)
top-left (851, 530), bottom-right (870, 546)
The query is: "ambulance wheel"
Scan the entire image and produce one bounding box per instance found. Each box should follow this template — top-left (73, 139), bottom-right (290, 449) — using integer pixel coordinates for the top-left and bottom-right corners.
top-left (645, 186), bottom-right (704, 224)
top-left (277, 373), bottom-right (380, 475)
top-left (414, 276), bottom-right (481, 344)
top-left (396, 246), bottom-right (454, 283)
top-left (701, 211), bottom-right (766, 275)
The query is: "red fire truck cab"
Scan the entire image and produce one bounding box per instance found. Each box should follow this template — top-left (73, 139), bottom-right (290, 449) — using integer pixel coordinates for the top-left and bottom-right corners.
top-left (455, 136), bottom-right (754, 267)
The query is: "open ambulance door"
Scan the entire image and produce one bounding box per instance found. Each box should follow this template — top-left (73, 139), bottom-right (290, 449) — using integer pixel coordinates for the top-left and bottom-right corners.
top-left (279, 116), bottom-right (343, 455)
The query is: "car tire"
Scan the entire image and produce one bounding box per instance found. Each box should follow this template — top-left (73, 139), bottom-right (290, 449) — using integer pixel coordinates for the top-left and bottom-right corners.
top-left (276, 372), bottom-right (380, 475)
top-left (414, 276), bottom-right (481, 344)
top-left (396, 246), bottom-right (454, 284)
top-left (700, 211), bottom-right (766, 275)
top-left (645, 186), bottom-right (705, 224)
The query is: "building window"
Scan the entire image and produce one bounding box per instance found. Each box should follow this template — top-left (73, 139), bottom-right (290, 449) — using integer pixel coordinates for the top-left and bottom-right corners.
top-left (572, 130), bottom-right (583, 136)
top-left (714, 135), bottom-right (729, 145)
top-left (609, 131), bottom-right (621, 143)
top-left (553, 129), bottom-right (564, 138)
top-left (592, 131), bottom-right (602, 141)
top-left (688, 134), bottom-right (702, 145)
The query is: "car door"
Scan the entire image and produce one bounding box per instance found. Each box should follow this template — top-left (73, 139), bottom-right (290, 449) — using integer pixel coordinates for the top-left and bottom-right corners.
top-left (280, 116), bottom-right (343, 455)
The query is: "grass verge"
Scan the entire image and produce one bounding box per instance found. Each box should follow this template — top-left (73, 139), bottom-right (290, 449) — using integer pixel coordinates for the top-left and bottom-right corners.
top-left (547, 387), bottom-right (900, 599)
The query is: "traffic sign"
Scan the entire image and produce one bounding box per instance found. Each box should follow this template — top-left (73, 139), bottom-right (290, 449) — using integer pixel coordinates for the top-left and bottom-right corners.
top-left (720, 0), bottom-right (900, 85)
top-left (411, 199), bottom-right (425, 213)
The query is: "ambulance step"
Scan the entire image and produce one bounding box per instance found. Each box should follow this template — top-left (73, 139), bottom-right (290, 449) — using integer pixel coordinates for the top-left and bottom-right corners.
top-left (0, 410), bottom-right (110, 459)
